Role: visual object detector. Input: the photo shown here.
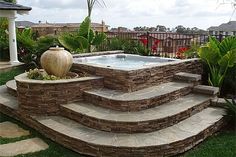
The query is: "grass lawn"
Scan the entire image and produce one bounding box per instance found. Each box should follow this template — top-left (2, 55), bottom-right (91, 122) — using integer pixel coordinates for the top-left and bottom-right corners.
top-left (0, 68), bottom-right (235, 157)
top-left (0, 68), bottom-right (25, 85)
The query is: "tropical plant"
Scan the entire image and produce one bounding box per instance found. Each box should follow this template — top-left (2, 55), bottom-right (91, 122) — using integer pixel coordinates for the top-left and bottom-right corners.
top-left (59, 17), bottom-right (106, 53)
top-left (87, 0), bottom-right (105, 17)
top-left (59, 0), bottom-right (106, 53)
top-left (16, 29), bottom-right (60, 68)
top-left (17, 29), bottom-right (37, 68)
top-left (36, 35), bottom-right (60, 59)
top-left (198, 36), bottom-right (236, 93)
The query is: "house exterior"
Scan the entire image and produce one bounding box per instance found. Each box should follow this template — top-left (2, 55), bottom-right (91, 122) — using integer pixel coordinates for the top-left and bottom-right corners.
top-left (208, 21), bottom-right (236, 36)
top-left (16, 20), bottom-right (109, 36)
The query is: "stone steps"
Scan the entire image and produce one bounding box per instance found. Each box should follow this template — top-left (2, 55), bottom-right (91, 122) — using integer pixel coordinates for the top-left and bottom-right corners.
top-left (84, 82), bottom-right (193, 111)
top-left (33, 107), bottom-right (225, 157)
top-left (61, 93), bottom-right (212, 133)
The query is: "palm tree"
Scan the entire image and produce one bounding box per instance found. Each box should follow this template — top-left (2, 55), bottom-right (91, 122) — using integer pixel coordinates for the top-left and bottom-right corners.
top-left (87, 0), bottom-right (105, 17)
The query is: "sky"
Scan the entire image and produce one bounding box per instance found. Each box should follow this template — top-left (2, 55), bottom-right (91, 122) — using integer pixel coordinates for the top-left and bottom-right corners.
top-left (17, 0), bottom-right (236, 30)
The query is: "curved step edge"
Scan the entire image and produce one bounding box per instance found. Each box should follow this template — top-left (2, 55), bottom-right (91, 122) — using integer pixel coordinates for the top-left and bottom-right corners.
top-left (83, 82), bottom-right (193, 111)
top-left (6, 80), bottom-right (17, 97)
top-left (32, 107), bottom-right (226, 157)
top-left (61, 94), bottom-right (212, 133)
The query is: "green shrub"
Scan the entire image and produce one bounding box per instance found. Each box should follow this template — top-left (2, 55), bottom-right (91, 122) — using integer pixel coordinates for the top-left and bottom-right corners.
top-left (198, 36), bottom-right (236, 96)
top-left (0, 18), bottom-right (9, 61)
top-left (59, 17), bottom-right (106, 53)
top-left (17, 29), bottom-right (60, 69)
top-left (224, 98), bottom-right (236, 123)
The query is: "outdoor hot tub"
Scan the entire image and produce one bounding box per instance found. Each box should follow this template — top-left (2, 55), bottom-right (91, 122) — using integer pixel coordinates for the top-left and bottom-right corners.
top-left (74, 54), bottom-right (178, 70)
top-left (72, 52), bottom-right (202, 92)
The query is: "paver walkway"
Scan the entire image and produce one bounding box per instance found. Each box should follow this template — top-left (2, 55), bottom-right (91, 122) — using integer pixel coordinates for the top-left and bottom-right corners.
top-left (0, 121), bottom-right (49, 156)
top-left (0, 121), bottom-right (29, 138)
top-left (0, 138), bottom-right (49, 157)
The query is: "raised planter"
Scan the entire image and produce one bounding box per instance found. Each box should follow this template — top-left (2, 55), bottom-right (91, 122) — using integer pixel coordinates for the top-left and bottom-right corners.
top-left (15, 73), bottom-right (103, 115)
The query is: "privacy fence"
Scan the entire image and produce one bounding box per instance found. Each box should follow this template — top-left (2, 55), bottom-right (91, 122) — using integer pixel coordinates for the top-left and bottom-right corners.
top-left (99, 32), bottom-right (230, 58)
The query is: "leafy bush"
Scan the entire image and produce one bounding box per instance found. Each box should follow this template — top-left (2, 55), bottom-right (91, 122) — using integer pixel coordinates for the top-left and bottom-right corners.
top-left (17, 29), bottom-right (37, 68)
top-left (184, 38), bottom-right (200, 58)
top-left (35, 35), bottom-right (60, 66)
top-left (198, 36), bottom-right (236, 96)
top-left (27, 69), bottom-right (62, 80)
top-left (224, 99), bottom-right (236, 123)
top-left (0, 18), bottom-right (9, 61)
top-left (59, 16), bottom-right (106, 53)
top-left (123, 40), bottom-right (150, 56)
top-left (17, 29), bottom-right (60, 69)
top-left (107, 37), bottom-right (126, 50)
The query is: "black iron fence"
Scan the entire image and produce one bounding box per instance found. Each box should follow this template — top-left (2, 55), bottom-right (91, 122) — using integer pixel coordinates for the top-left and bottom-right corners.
top-left (99, 32), bottom-right (231, 58)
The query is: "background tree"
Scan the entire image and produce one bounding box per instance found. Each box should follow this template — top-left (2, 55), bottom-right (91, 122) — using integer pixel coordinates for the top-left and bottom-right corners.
top-left (3, 0), bottom-right (16, 3)
top-left (175, 25), bottom-right (187, 34)
top-left (156, 25), bottom-right (167, 32)
top-left (217, 0), bottom-right (236, 20)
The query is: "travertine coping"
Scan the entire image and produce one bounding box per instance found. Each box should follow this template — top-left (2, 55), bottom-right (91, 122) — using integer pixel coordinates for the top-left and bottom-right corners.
top-left (73, 50), bottom-right (124, 58)
top-left (15, 73), bottom-right (102, 84)
top-left (74, 55), bottom-right (199, 72)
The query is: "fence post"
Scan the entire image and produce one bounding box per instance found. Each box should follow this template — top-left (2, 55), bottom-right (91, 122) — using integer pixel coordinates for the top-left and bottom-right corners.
top-left (219, 34), bottom-right (223, 42)
top-left (146, 31), bottom-right (149, 50)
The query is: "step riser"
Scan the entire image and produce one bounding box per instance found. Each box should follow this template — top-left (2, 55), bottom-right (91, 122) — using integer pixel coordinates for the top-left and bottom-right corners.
top-left (84, 87), bottom-right (192, 111)
top-left (61, 100), bottom-right (211, 133)
top-left (6, 87), bottom-right (17, 97)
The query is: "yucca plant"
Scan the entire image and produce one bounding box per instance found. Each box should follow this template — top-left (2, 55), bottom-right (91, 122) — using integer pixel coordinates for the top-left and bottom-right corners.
top-left (198, 36), bottom-right (236, 93)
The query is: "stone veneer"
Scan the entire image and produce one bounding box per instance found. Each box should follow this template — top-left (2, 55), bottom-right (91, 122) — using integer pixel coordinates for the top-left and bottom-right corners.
top-left (72, 58), bottom-right (203, 92)
top-left (15, 73), bottom-right (103, 115)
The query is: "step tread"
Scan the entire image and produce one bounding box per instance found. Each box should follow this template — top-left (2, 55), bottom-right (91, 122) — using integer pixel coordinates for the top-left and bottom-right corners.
top-left (0, 86), bottom-right (18, 109)
top-left (193, 85), bottom-right (219, 95)
top-left (62, 94), bottom-right (210, 122)
top-left (85, 82), bottom-right (192, 101)
top-left (34, 107), bottom-right (225, 147)
top-left (174, 72), bottom-right (201, 82)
